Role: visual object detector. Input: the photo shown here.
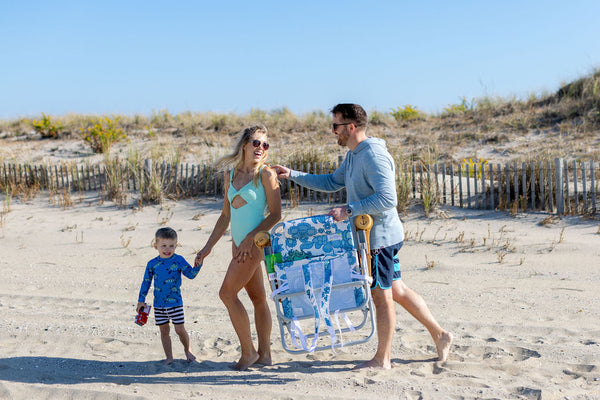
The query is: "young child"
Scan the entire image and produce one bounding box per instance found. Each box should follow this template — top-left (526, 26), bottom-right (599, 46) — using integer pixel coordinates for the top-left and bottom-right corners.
top-left (137, 227), bottom-right (201, 365)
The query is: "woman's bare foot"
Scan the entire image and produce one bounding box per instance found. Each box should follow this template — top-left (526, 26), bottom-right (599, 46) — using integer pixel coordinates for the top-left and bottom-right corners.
top-left (352, 358), bottom-right (392, 370)
top-left (435, 331), bottom-right (453, 362)
top-left (231, 352), bottom-right (260, 371)
top-left (185, 351), bottom-right (197, 363)
top-left (254, 354), bottom-right (272, 367)
top-left (163, 358), bottom-right (174, 365)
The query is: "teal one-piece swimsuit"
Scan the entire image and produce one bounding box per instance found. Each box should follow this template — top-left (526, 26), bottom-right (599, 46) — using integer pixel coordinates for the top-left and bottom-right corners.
top-left (228, 167), bottom-right (267, 246)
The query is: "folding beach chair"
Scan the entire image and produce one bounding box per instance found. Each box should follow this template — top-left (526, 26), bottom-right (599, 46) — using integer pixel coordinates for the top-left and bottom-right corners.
top-left (255, 214), bottom-right (375, 354)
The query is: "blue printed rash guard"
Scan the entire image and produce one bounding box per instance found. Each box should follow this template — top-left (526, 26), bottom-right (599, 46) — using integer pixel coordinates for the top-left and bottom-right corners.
top-left (137, 254), bottom-right (201, 308)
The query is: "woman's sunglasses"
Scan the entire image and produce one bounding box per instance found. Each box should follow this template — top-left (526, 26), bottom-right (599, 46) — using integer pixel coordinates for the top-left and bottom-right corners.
top-left (251, 139), bottom-right (270, 150)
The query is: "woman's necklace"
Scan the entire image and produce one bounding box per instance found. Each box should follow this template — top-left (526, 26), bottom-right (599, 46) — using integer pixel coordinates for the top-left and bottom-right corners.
top-left (237, 167), bottom-right (253, 176)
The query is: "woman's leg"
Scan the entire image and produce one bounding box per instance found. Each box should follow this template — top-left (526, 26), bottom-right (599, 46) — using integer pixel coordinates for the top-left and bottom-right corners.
top-left (243, 245), bottom-right (272, 365)
top-left (219, 246), bottom-right (262, 370)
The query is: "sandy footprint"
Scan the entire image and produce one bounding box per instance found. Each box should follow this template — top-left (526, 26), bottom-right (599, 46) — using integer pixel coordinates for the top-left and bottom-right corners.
top-left (200, 337), bottom-right (236, 358)
top-left (85, 337), bottom-right (132, 357)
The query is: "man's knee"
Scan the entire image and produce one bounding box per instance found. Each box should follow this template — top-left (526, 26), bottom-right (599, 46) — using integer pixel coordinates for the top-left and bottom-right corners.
top-left (392, 280), bottom-right (410, 299)
top-left (371, 288), bottom-right (393, 308)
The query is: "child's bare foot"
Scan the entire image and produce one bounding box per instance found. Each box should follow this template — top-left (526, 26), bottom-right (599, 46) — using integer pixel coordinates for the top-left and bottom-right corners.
top-left (435, 331), bottom-right (453, 362)
top-left (231, 353), bottom-right (260, 371)
top-left (352, 358), bottom-right (391, 370)
top-left (185, 351), bottom-right (197, 363)
top-left (163, 358), bottom-right (174, 365)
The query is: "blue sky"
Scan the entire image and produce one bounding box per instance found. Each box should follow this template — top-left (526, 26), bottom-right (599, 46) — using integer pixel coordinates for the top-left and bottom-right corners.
top-left (1, 1), bottom-right (599, 119)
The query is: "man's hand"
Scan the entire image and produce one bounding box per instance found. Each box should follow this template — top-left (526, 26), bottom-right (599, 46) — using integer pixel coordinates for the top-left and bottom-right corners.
top-left (328, 206), bottom-right (348, 221)
top-left (272, 165), bottom-right (291, 179)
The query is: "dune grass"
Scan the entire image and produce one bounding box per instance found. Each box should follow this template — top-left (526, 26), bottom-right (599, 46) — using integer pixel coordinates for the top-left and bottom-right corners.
top-left (0, 69), bottom-right (598, 214)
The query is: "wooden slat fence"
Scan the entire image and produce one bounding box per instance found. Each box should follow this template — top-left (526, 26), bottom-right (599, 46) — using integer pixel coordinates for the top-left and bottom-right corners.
top-left (1, 158), bottom-right (598, 215)
top-left (407, 158), bottom-right (598, 215)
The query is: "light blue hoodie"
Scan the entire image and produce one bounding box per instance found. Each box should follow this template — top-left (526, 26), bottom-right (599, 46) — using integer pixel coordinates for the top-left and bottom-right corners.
top-left (289, 137), bottom-right (404, 249)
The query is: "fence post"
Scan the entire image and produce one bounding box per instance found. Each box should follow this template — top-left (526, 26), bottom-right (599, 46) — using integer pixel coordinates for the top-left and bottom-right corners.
top-left (591, 160), bottom-right (596, 213)
top-left (521, 162), bottom-right (527, 211)
top-left (144, 159), bottom-right (152, 192)
top-left (563, 159), bottom-right (569, 214)
top-left (466, 164), bottom-right (471, 208)
top-left (450, 165), bottom-right (455, 206)
top-left (513, 162), bottom-right (518, 211)
top-left (505, 164), bottom-right (510, 210)
top-left (480, 162), bottom-right (486, 209)
top-left (458, 164), bottom-right (463, 208)
top-left (545, 161), bottom-right (553, 212)
top-left (489, 163), bottom-right (494, 210)
top-left (412, 164), bottom-right (416, 199)
top-left (554, 158), bottom-right (564, 215)
top-left (538, 161), bottom-right (545, 211)
top-left (434, 163), bottom-right (439, 205)
top-left (441, 163), bottom-right (447, 204)
top-left (582, 162), bottom-right (588, 212)
top-left (530, 162), bottom-right (535, 210)
top-left (473, 164), bottom-right (478, 208)
top-left (572, 160), bottom-right (578, 212)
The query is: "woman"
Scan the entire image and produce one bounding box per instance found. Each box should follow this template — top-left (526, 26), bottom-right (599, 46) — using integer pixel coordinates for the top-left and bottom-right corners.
top-left (195, 124), bottom-right (281, 370)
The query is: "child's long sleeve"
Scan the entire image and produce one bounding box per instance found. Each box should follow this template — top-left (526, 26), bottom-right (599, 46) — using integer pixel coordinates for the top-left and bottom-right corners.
top-left (182, 261), bottom-right (201, 280)
top-left (137, 262), bottom-right (154, 303)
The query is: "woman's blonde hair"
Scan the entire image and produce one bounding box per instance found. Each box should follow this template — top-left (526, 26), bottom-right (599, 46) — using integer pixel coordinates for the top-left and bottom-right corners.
top-left (215, 124), bottom-right (269, 186)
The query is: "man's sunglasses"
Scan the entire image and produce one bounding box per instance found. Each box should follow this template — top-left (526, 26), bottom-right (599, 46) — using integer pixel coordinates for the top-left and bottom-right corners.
top-left (332, 122), bottom-right (353, 130)
top-left (252, 139), bottom-right (270, 150)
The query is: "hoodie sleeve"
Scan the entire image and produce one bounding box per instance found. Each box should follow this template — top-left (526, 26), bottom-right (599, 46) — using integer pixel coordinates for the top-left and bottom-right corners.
top-left (289, 157), bottom-right (347, 192)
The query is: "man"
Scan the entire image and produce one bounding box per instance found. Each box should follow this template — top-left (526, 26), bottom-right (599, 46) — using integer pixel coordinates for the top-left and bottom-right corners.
top-left (273, 103), bottom-right (452, 369)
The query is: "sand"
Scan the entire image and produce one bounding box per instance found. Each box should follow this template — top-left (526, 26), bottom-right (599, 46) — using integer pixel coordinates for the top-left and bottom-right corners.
top-left (0, 194), bottom-right (599, 399)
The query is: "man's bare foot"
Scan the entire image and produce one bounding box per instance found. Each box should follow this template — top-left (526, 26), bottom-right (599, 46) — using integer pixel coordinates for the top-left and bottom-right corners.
top-left (231, 353), bottom-right (260, 371)
top-left (163, 358), bottom-right (174, 365)
top-left (185, 351), bottom-right (197, 363)
top-left (435, 331), bottom-right (453, 362)
top-left (352, 358), bottom-right (391, 370)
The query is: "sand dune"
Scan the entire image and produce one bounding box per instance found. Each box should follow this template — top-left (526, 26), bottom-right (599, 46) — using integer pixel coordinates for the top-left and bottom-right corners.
top-left (0, 196), bottom-right (599, 399)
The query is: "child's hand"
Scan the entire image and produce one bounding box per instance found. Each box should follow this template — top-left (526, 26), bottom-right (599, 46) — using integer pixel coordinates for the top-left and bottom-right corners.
top-left (136, 302), bottom-right (146, 313)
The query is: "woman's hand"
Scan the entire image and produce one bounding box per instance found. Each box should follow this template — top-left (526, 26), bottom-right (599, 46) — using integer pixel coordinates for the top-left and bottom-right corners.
top-left (195, 247), bottom-right (210, 267)
top-left (234, 237), bottom-right (255, 263)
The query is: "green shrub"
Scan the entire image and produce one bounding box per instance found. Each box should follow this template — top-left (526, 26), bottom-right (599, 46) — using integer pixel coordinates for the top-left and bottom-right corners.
top-left (461, 157), bottom-right (488, 179)
top-left (390, 105), bottom-right (422, 121)
top-left (369, 110), bottom-right (390, 125)
top-left (82, 117), bottom-right (126, 153)
top-left (443, 97), bottom-right (472, 116)
top-left (32, 113), bottom-right (63, 138)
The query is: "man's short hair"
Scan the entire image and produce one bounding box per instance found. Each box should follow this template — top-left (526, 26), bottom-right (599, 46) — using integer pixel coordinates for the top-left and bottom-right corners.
top-left (331, 103), bottom-right (368, 128)
top-left (155, 227), bottom-right (177, 240)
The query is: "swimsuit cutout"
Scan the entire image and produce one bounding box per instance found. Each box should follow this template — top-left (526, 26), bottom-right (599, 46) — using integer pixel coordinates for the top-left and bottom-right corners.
top-left (227, 167), bottom-right (267, 246)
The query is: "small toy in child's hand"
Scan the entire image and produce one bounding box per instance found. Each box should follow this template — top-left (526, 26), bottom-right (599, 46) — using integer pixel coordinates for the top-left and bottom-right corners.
top-left (135, 304), bottom-right (152, 326)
